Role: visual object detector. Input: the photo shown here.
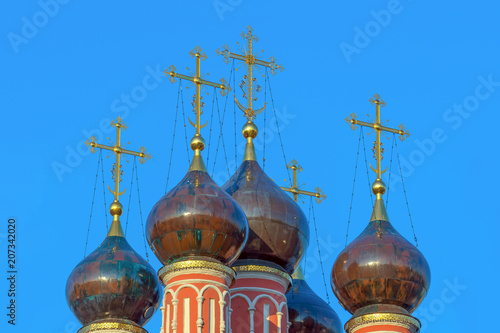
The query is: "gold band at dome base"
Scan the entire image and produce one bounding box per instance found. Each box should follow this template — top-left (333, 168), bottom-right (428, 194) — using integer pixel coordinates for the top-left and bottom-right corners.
top-left (233, 264), bottom-right (292, 285)
top-left (78, 322), bottom-right (147, 333)
top-left (345, 312), bottom-right (421, 333)
top-left (158, 260), bottom-right (235, 281)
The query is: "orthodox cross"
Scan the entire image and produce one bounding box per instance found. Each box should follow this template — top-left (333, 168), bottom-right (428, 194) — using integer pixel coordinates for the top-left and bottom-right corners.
top-left (216, 25), bottom-right (283, 121)
top-left (280, 159), bottom-right (326, 204)
top-left (165, 46), bottom-right (230, 171)
top-left (85, 117), bottom-right (150, 231)
top-left (345, 94), bottom-right (410, 180)
top-left (86, 117), bottom-right (150, 200)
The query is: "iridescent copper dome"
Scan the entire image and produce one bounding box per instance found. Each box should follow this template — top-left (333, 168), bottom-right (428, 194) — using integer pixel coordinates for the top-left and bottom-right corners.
top-left (331, 200), bottom-right (430, 314)
top-left (146, 170), bottom-right (248, 266)
top-left (66, 235), bottom-right (161, 326)
top-left (287, 267), bottom-right (342, 333)
top-left (222, 159), bottom-right (309, 274)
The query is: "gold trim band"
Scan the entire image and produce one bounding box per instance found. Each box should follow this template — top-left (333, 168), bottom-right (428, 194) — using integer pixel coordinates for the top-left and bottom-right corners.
top-left (159, 260), bottom-right (235, 281)
top-left (233, 265), bottom-right (292, 285)
top-left (78, 322), bottom-right (147, 333)
top-left (345, 312), bottom-right (420, 333)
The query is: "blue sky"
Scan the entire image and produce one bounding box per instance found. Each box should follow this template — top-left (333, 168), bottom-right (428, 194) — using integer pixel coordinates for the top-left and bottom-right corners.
top-left (1, 1), bottom-right (498, 332)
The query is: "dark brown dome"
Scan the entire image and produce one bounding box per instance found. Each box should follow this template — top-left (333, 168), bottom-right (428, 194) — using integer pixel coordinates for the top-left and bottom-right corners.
top-left (146, 170), bottom-right (248, 266)
top-left (221, 160), bottom-right (309, 274)
top-left (66, 235), bottom-right (161, 326)
top-left (287, 268), bottom-right (342, 333)
top-left (331, 208), bottom-right (430, 314)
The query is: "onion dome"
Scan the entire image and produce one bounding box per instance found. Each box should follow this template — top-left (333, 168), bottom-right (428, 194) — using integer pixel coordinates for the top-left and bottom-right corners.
top-left (221, 122), bottom-right (309, 274)
top-left (331, 180), bottom-right (431, 315)
top-left (66, 201), bottom-right (161, 328)
top-left (287, 266), bottom-right (342, 333)
top-left (146, 135), bottom-right (248, 266)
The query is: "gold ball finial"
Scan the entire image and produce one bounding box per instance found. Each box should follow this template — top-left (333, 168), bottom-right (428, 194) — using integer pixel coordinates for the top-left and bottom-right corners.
top-left (242, 121), bottom-right (258, 139)
top-left (109, 200), bottom-right (123, 217)
top-left (190, 134), bottom-right (206, 151)
top-left (372, 180), bottom-right (386, 195)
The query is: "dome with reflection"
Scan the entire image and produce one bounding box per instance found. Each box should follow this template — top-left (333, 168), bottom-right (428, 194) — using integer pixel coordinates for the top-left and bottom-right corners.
top-left (287, 267), bottom-right (342, 333)
top-left (331, 193), bottom-right (430, 314)
top-left (146, 169), bottom-right (248, 266)
top-left (66, 228), bottom-right (161, 327)
top-left (221, 123), bottom-right (309, 274)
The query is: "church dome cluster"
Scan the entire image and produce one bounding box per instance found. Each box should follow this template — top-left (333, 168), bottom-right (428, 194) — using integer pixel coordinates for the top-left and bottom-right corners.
top-left (66, 31), bottom-right (430, 333)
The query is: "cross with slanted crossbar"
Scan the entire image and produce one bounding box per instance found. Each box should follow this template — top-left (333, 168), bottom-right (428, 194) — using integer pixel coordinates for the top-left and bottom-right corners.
top-left (345, 94), bottom-right (410, 180)
top-left (216, 26), bottom-right (283, 121)
top-left (280, 159), bottom-right (326, 204)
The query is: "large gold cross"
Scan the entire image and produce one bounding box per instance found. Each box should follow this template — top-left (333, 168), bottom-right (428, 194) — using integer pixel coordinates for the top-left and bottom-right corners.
top-left (165, 46), bottom-right (230, 172)
top-left (216, 26), bottom-right (283, 121)
top-left (280, 159), bottom-right (326, 204)
top-left (165, 46), bottom-right (230, 134)
top-left (345, 94), bottom-right (410, 180)
top-left (85, 117), bottom-right (150, 231)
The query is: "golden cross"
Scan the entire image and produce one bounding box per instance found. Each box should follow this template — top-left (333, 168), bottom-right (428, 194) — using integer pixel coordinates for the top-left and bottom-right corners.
top-left (165, 46), bottom-right (230, 172)
top-left (166, 46), bottom-right (230, 134)
top-left (216, 25), bottom-right (283, 121)
top-left (280, 159), bottom-right (326, 204)
top-left (85, 117), bottom-right (150, 231)
top-left (345, 94), bottom-right (410, 181)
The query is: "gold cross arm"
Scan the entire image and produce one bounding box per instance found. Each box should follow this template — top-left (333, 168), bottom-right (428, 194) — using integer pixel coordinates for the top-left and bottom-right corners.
top-left (84, 117), bottom-right (151, 202)
top-left (279, 159), bottom-right (326, 204)
top-left (346, 114), bottom-right (410, 141)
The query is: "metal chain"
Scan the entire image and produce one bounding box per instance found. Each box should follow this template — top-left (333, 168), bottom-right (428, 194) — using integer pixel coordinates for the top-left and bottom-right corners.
top-left (211, 63), bottom-right (234, 178)
top-left (266, 68), bottom-right (292, 185)
top-left (346, 130), bottom-right (363, 247)
top-left (84, 150), bottom-right (102, 257)
top-left (263, 68), bottom-right (268, 170)
top-left (206, 87), bottom-right (216, 167)
top-left (100, 149), bottom-right (109, 230)
top-left (303, 198), bottom-right (313, 276)
top-left (211, 91), bottom-right (231, 179)
top-left (311, 198), bottom-right (331, 304)
top-left (233, 60), bottom-right (237, 171)
top-left (180, 83), bottom-right (191, 165)
top-left (361, 127), bottom-right (374, 206)
top-left (394, 139), bottom-right (419, 247)
top-left (385, 134), bottom-right (396, 209)
top-left (165, 80), bottom-right (182, 194)
top-left (134, 156), bottom-right (150, 262)
top-left (125, 158), bottom-right (136, 236)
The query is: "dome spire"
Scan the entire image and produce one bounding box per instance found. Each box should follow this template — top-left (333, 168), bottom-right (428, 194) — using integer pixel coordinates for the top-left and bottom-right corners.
top-left (166, 46), bottom-right (231, 172)
top-left (216, 25), bottom-right (283, 161)
top-left (85, 117), bottom-right (151, 236)
top-left (345, 94), bottom-right (410, 222)
top-left (333, 95), bottom-right (430, 333)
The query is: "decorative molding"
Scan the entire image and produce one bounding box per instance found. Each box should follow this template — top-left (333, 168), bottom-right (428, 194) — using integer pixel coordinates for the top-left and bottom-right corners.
top-left (345, 312), bottom-right (421, 333)
top-left (78, 322), bottom-right (147, 333)
top-left (159, 260), bottom-right (235, 284)
top-left (234, 265), bottom-right (291, 283)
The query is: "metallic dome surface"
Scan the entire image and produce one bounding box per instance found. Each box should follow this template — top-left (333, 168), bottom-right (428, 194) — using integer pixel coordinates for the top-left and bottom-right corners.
top-left (66, 235), bottom-right (161, 326)
top-left (331, 219), bottom-right (430, 314)
top-left (147, 170), bottom-right (248, 266)
top-left (287, 268), bottom-right (342, 333)
top-left (222, 160), bottom-right (309, 274)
